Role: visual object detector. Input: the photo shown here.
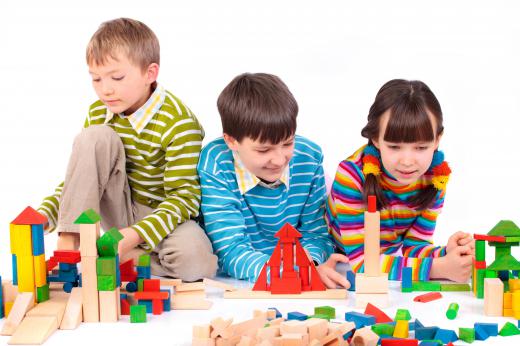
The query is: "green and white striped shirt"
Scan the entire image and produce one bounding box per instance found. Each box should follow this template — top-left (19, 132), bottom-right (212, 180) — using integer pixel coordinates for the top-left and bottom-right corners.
top-left (38, 84), bottom-right (204, 250)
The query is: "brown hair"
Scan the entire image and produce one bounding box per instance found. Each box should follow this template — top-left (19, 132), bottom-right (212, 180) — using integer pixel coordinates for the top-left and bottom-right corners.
top-left (86, 18), bottom-right (160, 71)
top-left (361, 79), bottom-right (444, 210)
top-left (217, 73), bottom-right (298, 143)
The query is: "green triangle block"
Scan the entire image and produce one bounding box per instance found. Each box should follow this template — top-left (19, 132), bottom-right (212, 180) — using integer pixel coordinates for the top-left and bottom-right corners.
top-left (74, 208), bottom-right (101, 224)
top-left (488, 220), bottom-right (520, 237)
top-left (107, 227), bottom-right (123, 242)
top-left (487, 254), bottom-right (520, 271)
top-left (97, 232), bottom-right (118, 257)
top-left (459, 328), bottom-right (475, 343)
top-left (395, 309), bottom-right (411, 321)
top-left (499, 322), bottom-right (520, 336)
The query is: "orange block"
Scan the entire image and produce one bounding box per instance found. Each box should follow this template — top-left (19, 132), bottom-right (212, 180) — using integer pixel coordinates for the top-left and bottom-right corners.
top-left (34, 254), bottom-right (47, 287)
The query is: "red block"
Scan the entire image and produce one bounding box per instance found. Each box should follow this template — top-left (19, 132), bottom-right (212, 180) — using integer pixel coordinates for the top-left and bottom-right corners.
top-left (119, 259), bottom-right (137, 282)
top-left (53, 250), bottom-right (81, 263)
top-left (134, 291), bottom-right (169, 300)
top-left (364, 303), bottom-right (392, 323)
top-left (474, 234), bottom-right (506, 243)
top-left (152, 299), bottom-right (163, 315)
top-left (382, 339), bottom-right (418, 346)
top-left (120, 299), bottom-right (130, 315)
top-left (46, 257), bottom-right (58, 272)
top-left (413, 292), bottom-right (443, 303)
top-left (474, 260), bottom-right (487, 269)
top-left (143, 279), bottom-right (160, 292)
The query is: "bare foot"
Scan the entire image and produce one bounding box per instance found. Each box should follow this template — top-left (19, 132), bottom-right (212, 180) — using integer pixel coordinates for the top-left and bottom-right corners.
top-left (57, 233), bottom-right (80, 250)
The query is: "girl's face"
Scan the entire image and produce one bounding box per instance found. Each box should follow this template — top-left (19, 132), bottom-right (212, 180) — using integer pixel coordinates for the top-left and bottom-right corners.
top-left (373, 110), bottom-right (441, 185)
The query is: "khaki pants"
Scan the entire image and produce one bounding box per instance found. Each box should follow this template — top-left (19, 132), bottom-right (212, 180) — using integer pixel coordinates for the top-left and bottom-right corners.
top-left (57, 125), bottom-right (217, 281)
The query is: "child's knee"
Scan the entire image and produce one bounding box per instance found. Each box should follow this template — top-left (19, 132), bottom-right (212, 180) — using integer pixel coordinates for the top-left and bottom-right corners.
top-left (73, 125), bottom-right (118, 147)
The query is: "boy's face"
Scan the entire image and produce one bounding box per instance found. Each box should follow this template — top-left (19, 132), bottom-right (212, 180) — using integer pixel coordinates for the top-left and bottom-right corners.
top-left (89, 51), bottom-right (158, 115)
top-left (224, 134), bottom-right (295, 183)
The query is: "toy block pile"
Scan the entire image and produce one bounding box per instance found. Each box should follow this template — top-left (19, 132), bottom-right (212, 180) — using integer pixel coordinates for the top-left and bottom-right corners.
top-left (9, 206), bottom-right (48, 303)
top-left (172, 281), bottom-right (213, 310)
top-left (355, 196), bottom-right (389, 308)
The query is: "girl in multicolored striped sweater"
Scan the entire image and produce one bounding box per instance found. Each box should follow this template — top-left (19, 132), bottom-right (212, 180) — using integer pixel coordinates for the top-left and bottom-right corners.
top-left (326, 79), bottom-right (474, 283)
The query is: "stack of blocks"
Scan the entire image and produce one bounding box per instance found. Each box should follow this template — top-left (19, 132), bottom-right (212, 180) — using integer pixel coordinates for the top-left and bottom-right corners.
top-left (96, 227), bottom-right (123, 322)
top-left (46, 250), bottom-right (81, 293)
top-left (9, 206), bottom-right (48, 303)
top-left (355, 196), bottom-right (389, 308)
top-left (134, 278), bottom-right (171, 316)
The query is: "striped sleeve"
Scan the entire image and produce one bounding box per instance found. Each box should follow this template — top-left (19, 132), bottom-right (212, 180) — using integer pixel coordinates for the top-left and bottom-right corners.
top-left (131, 116), bottom-right (203, 249)
top-left (326, 160), bottom-right (436, 281)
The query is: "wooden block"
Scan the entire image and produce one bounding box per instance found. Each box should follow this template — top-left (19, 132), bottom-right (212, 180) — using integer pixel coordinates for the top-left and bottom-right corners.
top-left (2, 280), bottom-right (18, 302)
top-left (280, 333), bottom-right (307, 346)
top-left (363, 209), bottom-right (381, 276)
top-left (203, 278), bottom-right (237, 291)
top-left (116, 287), bottom-right (121, 318)
top-left (134, 291), bottom-right (170, 300)
top-left (355, 293), bottom-right (389, 309)
top-left (34, 254), bottom-right (47, 287)
top-left (12, 225), bottom-right (33, 256)
top-left (172, 295), bottom-right (213, 310)
top-left (99, 290), bottom-right (119, 322)
top-left (257, 325), bottom-right (281, 342)
top-left (193, 339), bottom-right (216, 346)
top-left (355, 273), bottom-right (388, 294)
top-left (175, 290), bottom-right (206, 297)
top-left (5, 302), bottom-right (14, 317)
top-left (7, 315), bottom-right (57, 345)
top-left (210, 317), bottom-right (233, 338)
top-left (231, 316), bottom-right (268, 339)
top-left (176, 282), bottom-right (206, 292)
top-left (237, 336), bottom-right (255, 346)
top-left (509, 278), bottom-right (520, 291)
top-left (224, 289), bottom-right (347, 299)
top-left (280, 320), bottom-right (307, 335)
top-left (193, 324), bottom-right (212, 338)
top-left (159, 279), bottom-right (183, 287)
top-left (79, 223), bottom-right (100, 257)
top-left (512, 291), bottom-right (520, 311)
top-left (26, 298), bottom-right (67, 326)
top-left (16, 255), bottom-right (35, 293)
top-left (1, 292), bottom-right (35, 335)
top-left (306, 318), bottom-right (328, 340)
top-left (504, 291), bottom-right (512, 309)
top-left (60, 287), bottom-right (83, 329)
top-left (81, 256), bottom-right (99, 322)
top-left (393, 319), bottom-right (409, 338)
top-left (351, 326), bottom-right (379, 346)
top-left (484, 278), bottom-right (504, 316)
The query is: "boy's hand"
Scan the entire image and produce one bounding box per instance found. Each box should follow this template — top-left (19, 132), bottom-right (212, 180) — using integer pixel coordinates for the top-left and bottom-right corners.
top-left (431, 244), bottom-right (473, 283)
top-left (446, 231), bottom-right (474, 256)
top-left (117, 227), bottom-right (143, 258)
top-left (316, 254), bottom-right (351, 289)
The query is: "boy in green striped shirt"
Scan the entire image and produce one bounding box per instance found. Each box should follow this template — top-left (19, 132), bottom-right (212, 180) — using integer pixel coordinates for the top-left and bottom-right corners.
top-left (37, 18), bottom-right (217, 281)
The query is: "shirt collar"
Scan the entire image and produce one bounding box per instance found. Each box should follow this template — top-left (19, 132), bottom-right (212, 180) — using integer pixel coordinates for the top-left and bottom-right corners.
top-left (104, 83), bottom-right (166, 134)
top-left (232, 151), bottom-right (290, 195)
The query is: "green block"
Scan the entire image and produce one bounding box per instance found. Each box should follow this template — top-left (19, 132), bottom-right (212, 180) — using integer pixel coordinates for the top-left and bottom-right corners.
top-left (446, 303), bottom-right (459, 320)
top-left (476, 240), bottom-right (485, 261)
top-left (96, 257), bottom-right (116, 276)
top-left (36, 284), bottom-right (50, 303)
top-left (476, 269), bottom-right (485, 298)
top-left (371, 323), bottom-right (395, 336)
top-left (485, 270), bottom-right (498, 278)
top-left (97, 275), bottom-right (116, 291)
top-left (499, 322), bottom-right (520, 336)
top-left (138, 254), bottom-right (151, 267)
top-left (412, 281), bottom-right (441, 291)
top-left (488, 220), bottom-right (520, 237)
top-left (130, 305), bottom-right (147, 323)
top-left (107, 227), bottom-right (123, 242)
top-left (394, 309), bottom-right (411, 321)
top-left (137, 278), bottom-right (144, 292)
top-left (459, 327), bottom-right (475, 343)
top-left (401, 286), bottom-right (412, 293)
top-left (440, 283), bottom-right (471, 291)
top-left (308, 314), bottom-right (330, 321)
top-left (505, 237), bottom-right (520, 243)
top-left (74, 208), bottom-right (101, 224)
top-left (314, 306), bottom-right (335, 320)
top-left (97, 233), bottom-right (118, 257)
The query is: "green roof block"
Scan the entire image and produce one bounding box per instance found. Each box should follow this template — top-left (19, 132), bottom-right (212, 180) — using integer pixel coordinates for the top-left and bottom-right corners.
top-left (395, 309), bottom-right (411, 321)
top-left (73, 208), bottom-right (101, 224)
top-left (487, 254), bottom-right (520, 271)
top-left (499, 322), bottom-right (520, 336)
top-left (488, 220), bottom-right (520, 237)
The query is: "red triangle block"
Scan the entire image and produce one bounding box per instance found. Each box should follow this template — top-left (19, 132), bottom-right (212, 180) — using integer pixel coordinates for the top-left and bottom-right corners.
top-left (274, 223), bottom-right (302, 241)
top-left (252, 263), bottom-right (269, 291)
top-left (364, 303), bottom-right (393, 323)
top-left (11, 206), bottom-right (47, 225)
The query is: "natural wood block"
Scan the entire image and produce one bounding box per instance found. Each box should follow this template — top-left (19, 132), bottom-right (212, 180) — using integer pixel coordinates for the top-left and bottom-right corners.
top-left (60, 287), bottom-right (83, 329)
top-left (8, 316), bottom-right (57, 345)
top-left (351, 326), bottom-right (379, 346)
top-left (160, 279), bottom-right (183, 287)
top-left (257, 325), bottom-right (281, 342)
top-left (80, 223), bottom-right (100, 257)
top-left (26, 299), bottom-right (67, 326)
top-left (172, 295), bottom-right (212, 310)
top-left (99, 290), bottom-right (119, 322)
top-left (176, 282), bottom-right (206, 292)
top-left (1, 292), bottom-right (35, 335)
top-left (81, 256), bottom-right (99, 322)
top-left (363, 210), bottom-right (381, 276)
top-left (355, 273), bottom-right (388, 294)
top-left (306, 318), bottom-right (328, 340)
top-left (280, 320), bottom-right (307, 335)
top-left (192, 338), bottom-right (216, 346)
top-left (203, 278), bottom-right (236, 291)
top-left (193, 324), bottom-right (212, 339)
top-left (484, 278), bottom-right (504, 316)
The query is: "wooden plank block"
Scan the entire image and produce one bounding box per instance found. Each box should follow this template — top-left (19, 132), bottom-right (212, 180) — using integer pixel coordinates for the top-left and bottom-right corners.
top-left (484, 278), bottom-right (504, 316)
top-left (363, 207), bottom-right (381, 276)
top-left (8, 316), bottom-right (58, 345)
top-left (224, 289), bottom-right (347, 299)
top-left (26, 298), bottom-right (67, 326)
top-left (203, 278), bottom-right (237, 291)
top-left (172, 295), bottom-right (213, 310)
top-left (79, 223), bottom-right (100, 257)
top-left (60, 287), bottom-right (83, 330)
top-left (355, 273), bottom-right (388, 294)
top-left (159, 279), bottom-right (183, 287)
top-left (1, 292), bottom-right (35, 335)
top-left (81, 256), bottom-right (99, 322)
top-left (176, 282), bottom-right (206, 292)
top-left (99, 290), bottom-right (119, 322)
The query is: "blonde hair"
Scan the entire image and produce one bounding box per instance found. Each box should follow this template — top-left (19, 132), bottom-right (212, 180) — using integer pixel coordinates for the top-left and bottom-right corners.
top-left (86, 18), bottom-right (160, 70)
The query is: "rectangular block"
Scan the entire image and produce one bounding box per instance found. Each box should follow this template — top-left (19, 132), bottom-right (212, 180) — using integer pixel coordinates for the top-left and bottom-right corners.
top-left (26, 299), bottom-right (67, 326)
top-left (81, 256), bottom-right (99, 322)
top-left (11, 225), bottom-right (32, 256)
top-left (31, 224), bottom-right (45, 256)
top-left (130, 305), bottom-right (147, 323)
top-left (476, 240), bottom-right (485, 261)
top-left (484, 278), bottom-right (504, 316)
top-left (504, 291), bottom-right (512, 309)
top-left (412, 281), bottom-right (441, 291)
top-left (60, 287), bottom-right (83, 329)
top-left (99, 290), bottom-right (119, 322)
top-left (79, 223), bottom-right (100, 257)
top-left (402, 267), bottom-right (412, 290)
top-left (11, 255), bottom-right (17, 286)
top-left (16, 255), bottom-right (35, 293)
top-left (509, 278), bottom-right (520, 292)
top-left (36, 284), bottom-right (50, 303)
top-left (138, 254), bottom-right (151, 267)
top-left (7, 315), bottom-right (57, 345)
top-left (9, 224), bottom-right (18, 254)
top-left (96, 257), bottom-right (116, 276)
top-left (143, 279), bottom-right (161, 292)
top-left (97, 275), bottom-right (116, 291)
top-left (355, 273), bottom-right (388, 294)
top-left (363, 210), bottom-right (381, 276)
top-left (33, 254), bottom-right (47, 287)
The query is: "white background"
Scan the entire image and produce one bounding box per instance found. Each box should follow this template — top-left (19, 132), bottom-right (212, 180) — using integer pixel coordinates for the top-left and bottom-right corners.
top-left (0, 0), bottom-right (519, 343)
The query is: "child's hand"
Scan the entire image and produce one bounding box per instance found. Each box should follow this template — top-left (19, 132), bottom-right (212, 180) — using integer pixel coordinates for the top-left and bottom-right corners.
top-left (446, 231), bottom-right (475, 256)
top-left (316, 254), bottom-right (351, 289)
top-left (431, 244), bottom-right (473, 283)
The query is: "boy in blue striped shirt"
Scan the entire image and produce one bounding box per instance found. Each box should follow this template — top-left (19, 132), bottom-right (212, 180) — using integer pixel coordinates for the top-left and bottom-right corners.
top-left (198, 73), bottom-right (350, 288)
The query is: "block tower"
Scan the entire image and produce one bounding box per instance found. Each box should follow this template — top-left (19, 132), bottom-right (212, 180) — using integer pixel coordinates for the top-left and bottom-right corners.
top-left (9, 206), bottom-right (48, 302)
top-left (355, 195), bottom-right (389, 308)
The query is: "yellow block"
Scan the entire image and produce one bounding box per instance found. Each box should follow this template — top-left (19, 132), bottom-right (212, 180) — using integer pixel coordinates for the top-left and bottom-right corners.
top-left (510, 279), bottom-right (520, 292)
top-left (514, 310), bottom-right (520, 319)
top-left (512, 291), bottom-right (520, 310)
top-left (503, 308), bottom-right (513, 317)
top-left (504, 292), bottom-right (512, 309)
top-left (5, 301), bottom-right (14, 317)
top-left (12, 224), bottom-right (33, 256)
top-left (393, 319), bottom-right (409, 338)
top-left (33, 254), bottom-right (47, 287)
top-left (9, 224), bottom-right (18, 254)
top-left (17, 255), bottom-right (35, 293)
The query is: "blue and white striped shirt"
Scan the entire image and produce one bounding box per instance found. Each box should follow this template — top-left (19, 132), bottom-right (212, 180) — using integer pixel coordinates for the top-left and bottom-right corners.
top-left (198, 135), bottom-right (335, 281)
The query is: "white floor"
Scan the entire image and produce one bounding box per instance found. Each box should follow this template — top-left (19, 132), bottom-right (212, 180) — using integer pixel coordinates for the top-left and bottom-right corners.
top-left (1, 278), bottom-right (519, 345)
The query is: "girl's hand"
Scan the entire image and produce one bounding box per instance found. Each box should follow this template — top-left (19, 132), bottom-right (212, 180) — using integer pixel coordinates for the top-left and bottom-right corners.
top-left (431, 244), bottom-right (473, 283)
top-left (316, 254), bottom-right (351, 289)
top-left (447, 231), bottom-right (474, 255)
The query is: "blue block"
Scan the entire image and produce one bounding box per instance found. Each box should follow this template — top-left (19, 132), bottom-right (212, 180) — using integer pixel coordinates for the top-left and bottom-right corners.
top-left (0, 275), bottom-right (4, 319)
top-left (47, 275), bottom-right (60, 282)
top-left (138, 300), bottom-right (153, 313)
top-left (415, 326), bottom-right (439, 340)
top-left (268, 307), bottom-right (282, 318)
top-left (59, 263), bottom-right (77, 272)
top-left (343, 330), bottom-right (353, 340)
top-left (414, 318), bottom-right (424, 329)
top-left (419, 342), bottom-right (442, 346)
top-left (434, 329), bottom-right (457, 344)
top-left (31, 224), bottom-right (45, 256)
top-left (513, 270), bottom-right (519, 278)
top-left (345, 311), bottom-right (376, 328)
top-left (12, 254), bottom-right (18, 286)
top-left (162, 290), bottom-right (171, 311)
top-left (498, 270), bottom-right (510, 281)
top-left (474, 322), bottom-right (498, 337)
top-left (474, 324), bottom-right (489, 341)
top-left (115, 255), bottom-right (121, 287)
top-left (408, 321), bottom-right (415, 331)
top-left (120, 293), bottom-right (128, 300)
top-left (346, 270), bottom-right (356, 291)
top-left (58, 270), bottom-right (79, 283)
top-left (79, 273), bottom-right (83, 287)
top-left (287, 311), bottom-right (308, 321)
top-left (137, 266), bottom-right (151, 279)
top-left (402, 266), bottom-right (412, 289)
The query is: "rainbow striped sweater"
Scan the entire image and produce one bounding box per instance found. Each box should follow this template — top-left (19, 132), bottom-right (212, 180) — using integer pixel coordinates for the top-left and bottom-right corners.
top-left (325, 145), bottom-right (447, 281)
